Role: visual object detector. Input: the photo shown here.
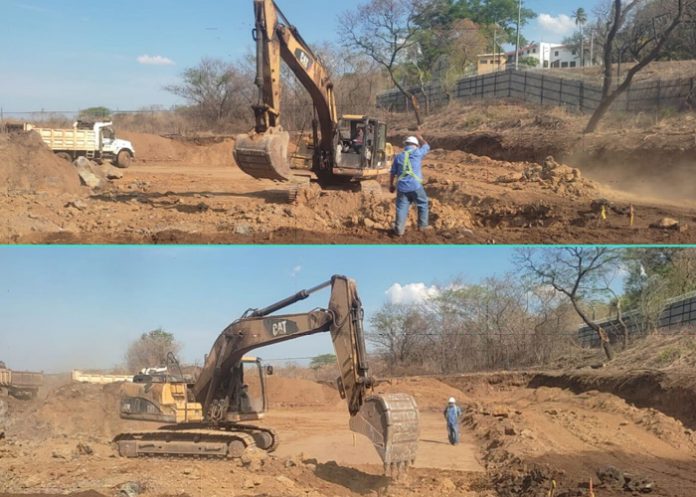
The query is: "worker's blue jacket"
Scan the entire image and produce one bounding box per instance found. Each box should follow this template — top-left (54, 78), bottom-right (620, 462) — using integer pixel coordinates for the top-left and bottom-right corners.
top-left (390, 143), bottom-right (431, 193)
top-left (444, 404), bottom-right (462, 427)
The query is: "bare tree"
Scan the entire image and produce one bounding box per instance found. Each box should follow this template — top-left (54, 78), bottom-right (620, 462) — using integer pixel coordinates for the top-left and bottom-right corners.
top-left (166, 58), bottom-right (255, 129)
top-left (516, 248), bottom-right (621, 361)
top-left (315, 45), bottom-right (388, 117)
top-left (666, 249), bottom-right (696, 296)
top-left (636, 275), bottom-right (670, 334)
top-left (125, 328), bottom-right (181, 373)
top-left (339, 0), bottom-right (429, 125)
top-left (431, 19), bottom-right (487, 100)
top-left (585, 0), bottom-right (696, 133)
top-left (368, 302), bottom-right (429, 373)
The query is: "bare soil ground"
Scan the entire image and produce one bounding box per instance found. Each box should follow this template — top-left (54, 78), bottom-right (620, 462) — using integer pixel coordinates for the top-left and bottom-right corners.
top-left (2, 361), bottom-right (695, 497)
top-left (1, 120), bottom-right (695, 244)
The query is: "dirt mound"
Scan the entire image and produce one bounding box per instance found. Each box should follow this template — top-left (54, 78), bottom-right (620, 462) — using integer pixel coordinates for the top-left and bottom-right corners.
top-left (459, 377), bottom-right (696, 497)
top-left (0, 493), bottom-right (105, 497)
top-left (0, 132), bottom-right (82, 195)
top-left (440, 372), bottom-right (534, 398)
top-left (375, 377), bottom-right (468, 411)
top-left (9, 382), bottom-right (144, 440)
top-left (292, 185), bottom-right (475, 233)
top-left (530, 369), bottom-right (696, 432)
top-left (120, 131), bottom-right (235, 166)
top-left (266, 376), bottom-right (341, 408)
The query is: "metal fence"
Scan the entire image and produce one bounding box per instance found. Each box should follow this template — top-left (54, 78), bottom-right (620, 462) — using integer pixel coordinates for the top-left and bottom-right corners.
top-left (0, 108), bottom-right (176, 123)
top-left (377, 68), bottom-right (696, 114)
top-left (578, 291), bottom-right (696, 347)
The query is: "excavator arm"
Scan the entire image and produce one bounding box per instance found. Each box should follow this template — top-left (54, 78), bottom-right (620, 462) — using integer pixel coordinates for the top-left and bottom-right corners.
top-left (193, 275), bottom-right (420, 472)
top-left (234, 0), bottom-right (338, 181)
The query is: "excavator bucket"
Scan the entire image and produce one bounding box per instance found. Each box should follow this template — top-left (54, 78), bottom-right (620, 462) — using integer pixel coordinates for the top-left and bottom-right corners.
top-left (349, 393), bottom-right (420, 475)
top-left (233, 128), bottom-right (292, 181)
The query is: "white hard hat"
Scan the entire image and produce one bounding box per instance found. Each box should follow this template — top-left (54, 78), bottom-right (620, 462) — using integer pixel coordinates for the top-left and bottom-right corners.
top-left (404, 136), bottom-right (419, 146)
top-left (448, 397), bottom-right (456, 404)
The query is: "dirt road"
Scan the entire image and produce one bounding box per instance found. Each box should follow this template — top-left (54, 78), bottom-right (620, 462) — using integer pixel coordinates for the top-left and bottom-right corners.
top-left (269, 409), bottom-right (483, 472)
top-left (1, 131), bottom-right (695, 244)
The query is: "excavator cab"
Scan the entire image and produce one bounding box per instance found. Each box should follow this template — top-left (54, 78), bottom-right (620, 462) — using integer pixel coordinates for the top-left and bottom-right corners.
top-left (334, 116), bottom-right (390, 178)
top-left (118, 357), bottom-right (268, 425)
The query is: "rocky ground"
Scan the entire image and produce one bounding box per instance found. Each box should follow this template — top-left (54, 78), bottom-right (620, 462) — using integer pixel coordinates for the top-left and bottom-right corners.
top-left (1, 126), bottom-right (695, 244)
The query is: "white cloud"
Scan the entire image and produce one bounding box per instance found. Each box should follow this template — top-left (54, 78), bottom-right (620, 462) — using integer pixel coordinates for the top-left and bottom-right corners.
top-left (290, 265), bottom-right (302, 278)
top-left (386, 283), bottom-right (440, 305)
top-left (537, 13), bottom-right (577, 37)
top-left (137, 55), bottom-right (175, 66)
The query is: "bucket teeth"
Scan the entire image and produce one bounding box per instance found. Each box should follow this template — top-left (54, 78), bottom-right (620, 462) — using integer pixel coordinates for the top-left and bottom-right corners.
top-left (349, 393), bottom-right (420, 476)
top-left (384, 460), bottom-right (412, 478)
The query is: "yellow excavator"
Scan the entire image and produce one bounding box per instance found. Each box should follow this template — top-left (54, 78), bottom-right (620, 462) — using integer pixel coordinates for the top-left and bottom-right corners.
top-left (233, 0), bottom-right (391, 195)
top-left (114, 276), bottom-right (420, 474)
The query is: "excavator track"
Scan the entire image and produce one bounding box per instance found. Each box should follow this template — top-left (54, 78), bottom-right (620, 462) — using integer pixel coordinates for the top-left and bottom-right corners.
top-left (114, 424), bottom-right (279, 459)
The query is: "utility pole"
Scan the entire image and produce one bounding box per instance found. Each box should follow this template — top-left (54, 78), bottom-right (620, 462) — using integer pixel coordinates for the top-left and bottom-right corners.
top-left (580, 24), bottom-right (585, 67)
top-left (515, 0), bottom-right (522, 70)
top-left (493, 22), bottom-right (499, 71)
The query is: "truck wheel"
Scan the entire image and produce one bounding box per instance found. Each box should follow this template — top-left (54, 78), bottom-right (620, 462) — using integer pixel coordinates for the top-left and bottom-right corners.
top-left (116, 150), bottom-right (132, 169)
top-left (56, 152), bottom-right (72, 163)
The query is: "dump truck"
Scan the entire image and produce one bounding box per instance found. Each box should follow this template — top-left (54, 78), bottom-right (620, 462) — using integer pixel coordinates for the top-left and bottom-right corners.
top-left (115, 275), bottom-right (420, 475)
top-left (0, 364), bottom-right (43, 399)
top-left (24, 121), bottom-right (135, 168)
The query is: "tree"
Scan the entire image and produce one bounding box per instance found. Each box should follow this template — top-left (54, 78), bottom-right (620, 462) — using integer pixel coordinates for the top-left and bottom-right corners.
top-left (623, 248), bottom-right (683, 306)
top-left (585, 0), bottom-right (696, 133)
top-left (339, 0), bottom-right (430, 125)
top-left (415, 0), bottom-right (535, 76)
top-left (310, 354), bottom-right (336, 370)
top-left (165, 58), bottom-right (254, 128)
top-left (79, 106), bottom-right (111, 121)
top-left (572, 7), bottom-right (588, 66)
top-left (368, 302), bottom-right (430, 373)
top-left (427, 18), bottom-right (487, 91)
top-left (125, 328), bottom-right (181, 373)
top-left (516, 248), bottom-right (621, 361)
top-left (448, 0), bottom-right (536, 39)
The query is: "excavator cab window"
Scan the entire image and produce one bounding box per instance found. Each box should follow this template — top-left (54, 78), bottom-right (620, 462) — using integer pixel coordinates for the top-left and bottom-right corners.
top-left (373, 122), bottom-right (387, 167)
top-left (353, 125), bottom-right (365, 155)
top-left (237, 359), bottom-right (267, 415)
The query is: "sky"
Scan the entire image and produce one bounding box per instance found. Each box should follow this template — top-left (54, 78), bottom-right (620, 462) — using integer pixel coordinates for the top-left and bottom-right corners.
top-left (0, 246), bottom-right (518, 373)
top-left (0, 0), bottom-right (602, 113)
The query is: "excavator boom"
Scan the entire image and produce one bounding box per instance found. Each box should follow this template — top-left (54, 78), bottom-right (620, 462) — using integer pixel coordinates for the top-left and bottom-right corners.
top-left (234, 0), bottom-right (337, 181)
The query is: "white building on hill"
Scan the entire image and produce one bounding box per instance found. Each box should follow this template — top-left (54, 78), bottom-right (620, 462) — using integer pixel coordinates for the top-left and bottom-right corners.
top-left (508, 42), bottom-right (582, 69)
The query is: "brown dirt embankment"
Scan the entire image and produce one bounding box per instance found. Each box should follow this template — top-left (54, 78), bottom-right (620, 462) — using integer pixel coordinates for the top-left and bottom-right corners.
top-left (0, 131), bottom-right (82, 195)
top-left (529, 369), bottom-right (696, 430)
